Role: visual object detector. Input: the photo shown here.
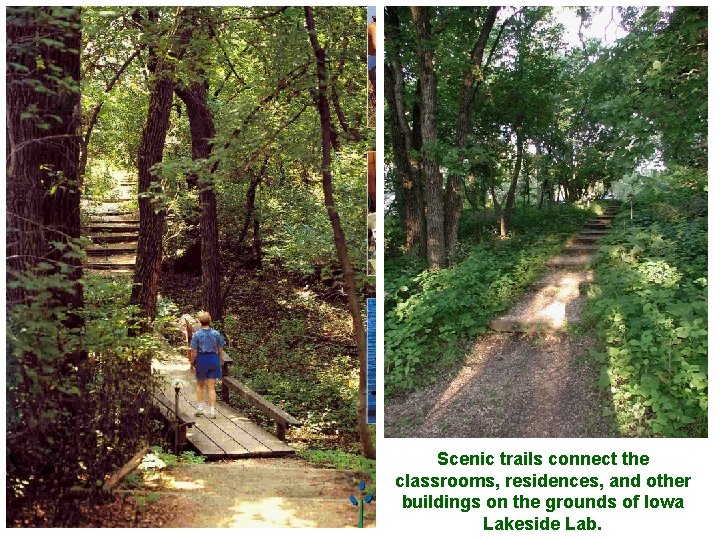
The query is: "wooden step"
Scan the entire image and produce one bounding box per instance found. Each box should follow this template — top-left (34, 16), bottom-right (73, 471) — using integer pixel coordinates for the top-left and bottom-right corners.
top-left (88, 233), bottom-right (139, 244)
top-left (579, 229), bottom-right (607, 236)
top-left (532, 269), bottom-right (594, 288)
top-left (88, 219), bottom-right (139, 225)
top-left (86, 213), bottom-right (138, 222)
top-left (86, 268), bottom-right (135, 275)
top-left (86, 243), bottom-right (137, 256)
top-left (585, 223), bottom-right (609, 230)
top-left (490, 314), bottom-right (581, 332)
top-left (570, 235), bottom-right (603, 244)
top-left (547, 253), bottom-right (593, 267)
top-left (86, 223), bottom-right (139, 233)
top-left (563, 244), bottom-right (598, 254)
top-left (490, 282), bottom-right (585, 333)
top-left (85, 253), bottom-right (136, 269)
top-left (85, 262), bottom-right (136, 270)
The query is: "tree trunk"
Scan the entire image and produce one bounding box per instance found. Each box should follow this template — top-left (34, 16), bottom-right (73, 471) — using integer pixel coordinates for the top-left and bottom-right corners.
top-left (500, 133), bottom-right (524, 238)
top-left (411, 6), bottom-right (446, 269)
top-left (444, 7), bottom-right (499, 258)
top-left (304, 7), bottom-right (374, 459)
top-left (7, 6), bottom-right (84, 315)
top-left (385, 7), bottom-right (425, 254)
top-left (176, 81), bottom-right (223, 321)
top-left (130, 57), bottom-right (174, 322)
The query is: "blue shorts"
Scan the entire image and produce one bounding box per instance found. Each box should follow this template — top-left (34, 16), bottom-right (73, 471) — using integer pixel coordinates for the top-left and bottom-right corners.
top-left (195, 352), bottom-right (221, 380)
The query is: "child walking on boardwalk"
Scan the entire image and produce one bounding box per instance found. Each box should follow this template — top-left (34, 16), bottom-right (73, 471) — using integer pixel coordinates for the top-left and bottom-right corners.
top-left (189, 311), bottom-right (226, 419)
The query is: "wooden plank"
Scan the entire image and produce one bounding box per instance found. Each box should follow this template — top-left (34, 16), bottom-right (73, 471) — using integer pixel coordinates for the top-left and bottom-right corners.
top-left (185, 425), bottom-right (226, 458)
top-left (220, 350), bottom-right (234, 366)
top-left (175, 393), bottom-right (256, 456)
top-left (103, 446), bottom-right (148, 492)
top-left (223, 376), bottom-right (301, 426)
top-left (175, 390), bottom-right (289, 457)
top-left (216, 404), bottom-right (294, 455)
top-left (152, 393), bottom-right (195, 427)
top-left (211, 401), bottom-right (282, 454)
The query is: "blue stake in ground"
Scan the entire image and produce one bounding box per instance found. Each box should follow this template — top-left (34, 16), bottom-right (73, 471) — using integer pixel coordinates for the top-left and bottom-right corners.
top-left (349, 482), bottom-right (374, 528)
top-left (367, 298), bottom-right (376, 424)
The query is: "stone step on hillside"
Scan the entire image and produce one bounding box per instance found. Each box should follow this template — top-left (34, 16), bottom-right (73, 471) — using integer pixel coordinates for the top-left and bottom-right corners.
top-left (490, 282), bottom-right (585, 333)
top-left (547, 253), bottom-right (594, 268)
top-left (86, 242), bottom-right (137, 256)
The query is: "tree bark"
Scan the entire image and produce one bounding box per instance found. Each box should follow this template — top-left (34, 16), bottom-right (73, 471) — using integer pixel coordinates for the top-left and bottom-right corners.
top-left (411, 6), bottom-right (446, 269)
top-left (176, 80), bottom-right (223, 321)
top-left (444, 6), bottom-right (500, 258)
top-left (386, 7), bottom-right (426, 255)
top-left (500, 133), bottom-right (524, 238)
top-left (130, 51), bottom-right (174, 322)
top-left (304, 7), bottom-right (375, 460)
top-left (6, 6), bottom-right (84, 315)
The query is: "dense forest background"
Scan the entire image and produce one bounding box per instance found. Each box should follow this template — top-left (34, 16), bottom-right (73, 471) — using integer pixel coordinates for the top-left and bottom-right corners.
top-left (7, 6), bottom-right (375, 524)
top-left (385, 6), bottom-right (707, 437)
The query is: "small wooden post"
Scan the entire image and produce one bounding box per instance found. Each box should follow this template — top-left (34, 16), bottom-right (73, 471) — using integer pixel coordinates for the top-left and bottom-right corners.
top-left (221, 361), bottom-right (230, 402)
top-left (276, 422), bottom-right (287, 442)
top-left (174, 386), bottom-right (181, 455)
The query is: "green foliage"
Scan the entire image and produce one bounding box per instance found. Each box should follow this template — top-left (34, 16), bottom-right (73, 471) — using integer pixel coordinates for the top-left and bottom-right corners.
top-left (6, 263), bottom-right (160, 524)
top-left (148, 445), bottom-right (205, 466)
top-left (223, 306), bottom-right (360, 449)
top-left (385, 204), bottom-right (593, 396)
top-left (586, 168), bottom-right (707, 437)
top-left (298, 449), bottom-right (376, 492)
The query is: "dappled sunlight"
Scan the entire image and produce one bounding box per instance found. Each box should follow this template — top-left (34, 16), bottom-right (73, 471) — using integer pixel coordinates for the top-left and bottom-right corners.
top-left (224, 496), bottom-right (319, 528)
top-left (523, 283), bottom-right (581, 328)
top-left (167, 477), bottom-right (207, 490)
top-left (427, 337), bottom-right (507, 421)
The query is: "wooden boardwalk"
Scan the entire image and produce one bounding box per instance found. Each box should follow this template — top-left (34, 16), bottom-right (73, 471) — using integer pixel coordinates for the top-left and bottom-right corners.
top-left (154, 384), bottom-right (294, 459)
top-left (152, 321), bottom-right (299, 460)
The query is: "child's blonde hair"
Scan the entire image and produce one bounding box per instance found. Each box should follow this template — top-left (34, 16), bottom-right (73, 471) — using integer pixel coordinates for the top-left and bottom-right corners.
top-left (198, 311), bottom-right (211, 326)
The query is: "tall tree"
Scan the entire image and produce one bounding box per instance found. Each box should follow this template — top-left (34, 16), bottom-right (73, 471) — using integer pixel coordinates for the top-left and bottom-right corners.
top-left (385, 7), bottom-right (426, 254)
top-left (7, 5), bottom-right (84, 314)
top-left (175, 8), bottom-right (222, 320)
top-left (411, 6), bottom-right (446, 270)
top-left (304, 6), bottom-right (374, 459)
top-left (443, 6), bottom-right (500, 257)
top-left (130, 9), bottom-right (175, 322)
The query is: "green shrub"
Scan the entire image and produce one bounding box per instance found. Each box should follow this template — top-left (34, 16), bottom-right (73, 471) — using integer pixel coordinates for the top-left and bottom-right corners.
top-left (7, 265), bottom-right (161, 525)
top-left (586, 167), bottom-right (707, 436)
top-left (385, 203), bottom-right (594, 396)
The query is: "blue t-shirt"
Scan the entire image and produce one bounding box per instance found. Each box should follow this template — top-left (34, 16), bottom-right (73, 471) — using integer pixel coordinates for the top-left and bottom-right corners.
top-left (190, 327), bottom-right (226, 354)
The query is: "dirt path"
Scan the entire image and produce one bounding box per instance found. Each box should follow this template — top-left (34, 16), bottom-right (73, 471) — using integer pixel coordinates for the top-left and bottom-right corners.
top-left (386, 207), bottom-right (620, 439)
top-left (145, 457), bottom-right (374, 528)
top-left (385, 329), bottom-right (616, 438)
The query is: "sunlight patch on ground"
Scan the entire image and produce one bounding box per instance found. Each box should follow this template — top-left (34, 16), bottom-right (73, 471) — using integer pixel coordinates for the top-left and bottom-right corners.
top-left (167, 478), bottom-right (206, 490)
top-left (225, 497), bottom-right (318, 528)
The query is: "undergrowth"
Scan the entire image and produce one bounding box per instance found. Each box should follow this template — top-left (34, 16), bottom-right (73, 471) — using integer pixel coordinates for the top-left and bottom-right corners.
top-left (585, 167), bottom-right (707, 437)
top-left (298, 449), bottom-right (376, 493)
top-left (385, 203), bottom-right (597, 397)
